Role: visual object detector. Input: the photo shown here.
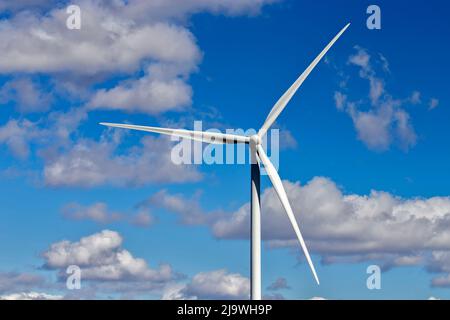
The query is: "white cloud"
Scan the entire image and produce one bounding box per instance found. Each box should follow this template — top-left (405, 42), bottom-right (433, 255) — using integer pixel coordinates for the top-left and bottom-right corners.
top-left (267, 277), bottom-right (290, 291)
top-left (0, 108), bottom-right (87, 161)
top-left (42, 230), bottom-right (176, 282)
top-left (163, 269), bottom-right (249, 300)
top-left (369, 78), bottom-right (384, 106)
top-left (0, 119), bottom-right (48, 159)
top-left (379, 53), bottom-right (390, 73)
top-left (345, 100), bottom-right (417, 151)
top-left (1, 109), bottom-right (201, 187)
top-left (186, 269), bottom-right (249, 299)
top-left (143, 189), bottom-right (220, 225)
top-left (0, 292), bottom-right (63, 300)
top-left (0, 0), bottom-right (276, 115)
top-left (130, 210), bottom-right (155, 227)
top-left (348, 48), bottom-right (370, 69)
top-left (335, 47), bottom-right (417, 151)
top-left (279, 129), bottom-right (298, 150)
top-left (61, 202), bottom-right (122, 224)
top-left (162, 283), bottom-right (193, 300)
top-left (1, 112), bottom-right (202, 186)
top-left (0, 272), bottom-right (44, 294)
top-left (45, 108), bottom-right (88, 145)
top-left (394, 109), bottom-right (417, 150)
top-left (62, 202), bottom-right (155, 227)
top-left (431, 276), bottom-right (450, 287)
top-left (0, 2), bottom-right (199, 115)
top-left (212, 177), bottom-right (450, 248)
top-left (43, 230), bottom-right (123, 268)
top-left (0, 77), bottom-right (51, 113)
top-left (43, 135), bottom-right (202, 187)
top-left (348, 47), bottom-right (385, 106)
top-left (347, 103), bottom-right (392, 151)
top-left (0, 0), bottom-right (278, 180)
top-left (0, 3), bottom-right (200, 75)
top-left (410, 91), bottom-right (421, 105)
top-left (333, 91), bottom-right (347, 110)
top-left (200, 176), bottom-right (450, 286)
top-left (429, 98), bottom-right (439, 110)
top-left (88, 63), bottom-right (193, 114)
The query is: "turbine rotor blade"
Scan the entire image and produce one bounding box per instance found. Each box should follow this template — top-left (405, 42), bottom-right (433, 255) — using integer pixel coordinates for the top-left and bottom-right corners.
top-left (258, 23), bottom-right (350, 137)
top-left (100, 123), bottom-right (250, 144)
top-left (256, 144), bottom-right (319, 284)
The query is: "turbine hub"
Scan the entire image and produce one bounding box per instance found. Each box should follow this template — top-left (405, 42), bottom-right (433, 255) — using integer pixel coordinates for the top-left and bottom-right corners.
top-left (250, 134), bottom-right (261, 146)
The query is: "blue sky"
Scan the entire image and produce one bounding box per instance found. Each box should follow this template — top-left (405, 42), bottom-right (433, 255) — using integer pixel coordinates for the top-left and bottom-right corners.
top-left (0, 0), bottom-right (449, 300)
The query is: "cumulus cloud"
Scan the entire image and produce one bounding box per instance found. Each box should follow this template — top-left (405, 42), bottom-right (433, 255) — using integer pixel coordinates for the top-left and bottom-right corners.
top-left (0, 119), bottom-right (48, 159)
top-left (0, 77), bottom-right (51, 113)
top-left (1, 110), bottom-right (202, 187)
top-left (162, 283), bottom-right (193, 300)
top-left (42, 230), bottom-right (176, 283)
top-left (0, 0), bottom-right (276, 115)
top-left (43, 134), bottom-right (201, 187)
top-left (44, 108), bottom-right (88, 144)
top-left (0, 0), bottom-right (277, 182)
top-left (4, 233), bottom-right (249, 300)
top-left (157, 177), bottom-right (450, 287)
top-left (0, 107), bottom-right (87, 162)
top-left (0, 2), bottom-right (200, 75)
top-left (334, 47), bottom-right (418, 151)
top-left (0, 1), bottom-right (200, 115)
top-left (162, 269), bottom-right (249, 300)
top-left (212, 177), bottom-right (450, 251)
top-left (88, 63), bottom-right (193, 114)
top-left (346, 100), bottom-right (417, 151)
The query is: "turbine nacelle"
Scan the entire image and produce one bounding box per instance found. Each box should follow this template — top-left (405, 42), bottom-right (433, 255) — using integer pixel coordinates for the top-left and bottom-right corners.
top-left (249, 134), bottom-right (262, 146)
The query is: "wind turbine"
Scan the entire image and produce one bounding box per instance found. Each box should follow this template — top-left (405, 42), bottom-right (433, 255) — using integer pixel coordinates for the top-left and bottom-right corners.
top-left (100, 23), bottom-right (350, 300)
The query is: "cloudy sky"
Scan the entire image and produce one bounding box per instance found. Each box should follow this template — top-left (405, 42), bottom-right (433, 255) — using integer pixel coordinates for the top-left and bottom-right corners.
top-left (0, 0), bottom-right (449, 300)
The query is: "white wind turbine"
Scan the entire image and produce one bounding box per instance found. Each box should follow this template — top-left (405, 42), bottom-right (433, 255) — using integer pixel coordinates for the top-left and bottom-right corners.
top-left (100, 23), bottom-right (350, 300)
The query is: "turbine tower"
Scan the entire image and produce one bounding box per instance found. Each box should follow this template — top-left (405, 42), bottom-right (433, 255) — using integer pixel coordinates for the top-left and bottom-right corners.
top-left (101, 23), bottom-right (350, 300)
